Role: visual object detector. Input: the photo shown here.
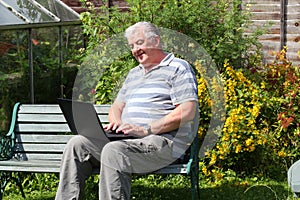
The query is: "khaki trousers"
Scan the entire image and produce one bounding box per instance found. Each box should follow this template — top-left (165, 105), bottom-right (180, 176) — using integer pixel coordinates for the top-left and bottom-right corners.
top-left (55, 134), bottom-right (174, 200)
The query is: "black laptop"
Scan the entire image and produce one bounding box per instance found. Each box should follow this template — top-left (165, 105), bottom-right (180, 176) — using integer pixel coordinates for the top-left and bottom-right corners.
top-left (57, 98), bottom-right (134, 141)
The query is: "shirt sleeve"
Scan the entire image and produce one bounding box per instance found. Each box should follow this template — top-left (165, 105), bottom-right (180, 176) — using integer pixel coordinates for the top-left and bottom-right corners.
top-left (170, 63), bottom-right (198, 105)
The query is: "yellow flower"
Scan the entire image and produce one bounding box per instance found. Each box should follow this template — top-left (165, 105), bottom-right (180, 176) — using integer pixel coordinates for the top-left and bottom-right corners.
top-left (202, 166), bottom-right (210, 176)
top-left (257, 139), bottom-right (263, 145)
top-left (253, 130), bottom-right (259, 135)
top-left (209, 153), bottom-right (217, 165)
top-left (278, 151), bottom-right (286, 157)
top-left (249, 145), bottom-right (255, 152)
top-left (235, 145), bottom-right (242, 153)
top-left (245, 138), bottom-right (253, 146)
top-left (249, 105), bottom-right (260, 117)
top-left (198, 127), bottom-right (204, 137)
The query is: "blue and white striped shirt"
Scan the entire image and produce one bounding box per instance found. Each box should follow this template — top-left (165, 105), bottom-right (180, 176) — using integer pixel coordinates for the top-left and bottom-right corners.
top-left (117, 53), bottom-right (198, 129)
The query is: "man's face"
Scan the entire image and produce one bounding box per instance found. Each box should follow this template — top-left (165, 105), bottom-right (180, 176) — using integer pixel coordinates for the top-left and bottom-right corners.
top-left (127, 30), bottom-right (158, 67)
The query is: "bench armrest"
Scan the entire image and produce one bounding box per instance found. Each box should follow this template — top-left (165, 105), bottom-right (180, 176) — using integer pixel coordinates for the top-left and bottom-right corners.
top-left (6, 102), bottom-right (21, 139)
top-left (0, 102), bottom-right (21, 160)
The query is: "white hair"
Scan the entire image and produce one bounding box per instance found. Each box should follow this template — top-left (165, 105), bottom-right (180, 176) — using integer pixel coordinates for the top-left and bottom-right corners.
top-left (124, 22), bottom-right (161, 45)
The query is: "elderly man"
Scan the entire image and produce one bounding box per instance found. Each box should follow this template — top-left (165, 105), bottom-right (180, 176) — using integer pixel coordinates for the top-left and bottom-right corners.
top-left (55, 21), bottom-right (198, 200)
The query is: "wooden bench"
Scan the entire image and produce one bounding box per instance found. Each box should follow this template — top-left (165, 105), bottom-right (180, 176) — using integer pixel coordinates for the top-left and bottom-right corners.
top-left (0, 103), bottom-right (200, 199)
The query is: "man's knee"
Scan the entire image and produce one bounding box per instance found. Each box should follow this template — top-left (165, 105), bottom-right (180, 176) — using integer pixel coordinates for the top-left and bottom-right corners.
top-left (64, 135), bottom-right (91, 162)
top-left (101, 141), bottom-right (123, 160)
top-left (101, 141), bottom-right (129, 171)
top-left (65, 135), bottom-right (86, 151)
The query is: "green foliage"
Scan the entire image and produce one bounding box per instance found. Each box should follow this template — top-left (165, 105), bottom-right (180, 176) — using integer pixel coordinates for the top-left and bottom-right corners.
top-left (3, 172), bottom-right (58, 199)
top-left (78, 1), bottom-right (137, 103)
top-left (94, 53), bottom-right (137, 104)
top-left (80, 0), bottom-right (264, 69)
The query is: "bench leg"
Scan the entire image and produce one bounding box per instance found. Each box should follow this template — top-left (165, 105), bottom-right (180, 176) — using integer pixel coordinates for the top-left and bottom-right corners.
top-left (191, 170), bottom-right (200, 200)
top-left (190, 160), bottom-right (200, 200)
top-left (15, 172), bottom-right (26, 198)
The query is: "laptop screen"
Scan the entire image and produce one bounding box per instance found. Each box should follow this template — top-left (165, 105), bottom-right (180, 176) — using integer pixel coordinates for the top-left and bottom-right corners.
top-left (57, 98), bottom-right (134, 140)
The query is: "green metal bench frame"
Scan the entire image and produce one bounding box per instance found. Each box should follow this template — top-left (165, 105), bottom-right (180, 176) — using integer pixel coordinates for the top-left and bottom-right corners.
top-left (0, 102), bottom-right (200, 199)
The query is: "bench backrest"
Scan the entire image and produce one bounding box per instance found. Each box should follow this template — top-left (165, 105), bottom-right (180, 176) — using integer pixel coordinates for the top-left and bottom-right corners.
top-left (9, 103), bottom-right (110, 161)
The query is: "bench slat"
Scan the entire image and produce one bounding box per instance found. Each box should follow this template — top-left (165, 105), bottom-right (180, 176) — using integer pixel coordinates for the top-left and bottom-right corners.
top-left (0, 160), bottom-right (61, 173)
top-left (98, 115), bottom-right (109, 123)
top-left (14, 143), bottom-right (66, 153)
top-left (0, 160), bottom-right (61, 166)
top-left (17, 114), bottom-right (108, 123)
top-left (14, 153), bottom-right (63, 160)
top-left (18, 114), bottom-right (67, 122)
top-left (16, 124), bottom-right (71, 132)
top-left (94, 105), bottom-right (110, 113)
top-left (0, 160), bottom-right (188, 174)
top-left (0, 166), bottom-right (60, 173)
top-left (15, 134), bottom-right (73, 143)
top-left (18, 104), bottom-right (111, 114)
top-left (154, 164), bottom-right (188, 174)
top-left (18, 105), bottom-right (63, 114)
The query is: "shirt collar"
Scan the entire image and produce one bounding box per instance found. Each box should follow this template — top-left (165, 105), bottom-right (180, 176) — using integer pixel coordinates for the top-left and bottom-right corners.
top-left (138, 53), bottom-right (174, 71)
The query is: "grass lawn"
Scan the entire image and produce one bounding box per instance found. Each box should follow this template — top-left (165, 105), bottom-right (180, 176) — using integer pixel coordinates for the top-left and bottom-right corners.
top-left (2, 175), bottom-right (296, 200)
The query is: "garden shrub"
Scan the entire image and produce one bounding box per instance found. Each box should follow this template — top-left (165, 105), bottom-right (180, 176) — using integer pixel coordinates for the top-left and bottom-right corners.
top-left (248, 47), bottom-right (300, 178)
top-left (198, 60), bottom-right (268, 182)
top-left (198, 47), bottom-right (300, 182)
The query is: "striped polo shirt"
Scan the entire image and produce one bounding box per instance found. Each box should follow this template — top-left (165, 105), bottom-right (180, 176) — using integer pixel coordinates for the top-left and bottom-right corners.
top-left (116, 53), bottom-right (198, 132)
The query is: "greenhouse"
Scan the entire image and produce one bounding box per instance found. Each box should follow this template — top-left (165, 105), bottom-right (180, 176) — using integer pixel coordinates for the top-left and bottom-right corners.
top-left (0, 0), bottom-right (82, 105)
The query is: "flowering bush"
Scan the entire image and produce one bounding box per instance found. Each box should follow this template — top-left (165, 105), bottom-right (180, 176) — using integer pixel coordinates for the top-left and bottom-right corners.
top-left (197, 60), bottom-right (268, 181)
top-left (252, 47), bottom-right (300, 166)
top-left (197, 47), bottom-right (300, 182)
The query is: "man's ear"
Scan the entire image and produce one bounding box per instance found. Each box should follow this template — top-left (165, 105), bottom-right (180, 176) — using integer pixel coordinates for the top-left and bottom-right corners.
top-left (153, 36), bottom-right (161, 48)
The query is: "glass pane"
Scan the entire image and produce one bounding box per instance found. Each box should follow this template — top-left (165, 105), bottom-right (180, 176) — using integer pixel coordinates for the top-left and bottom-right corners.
top-left (0, 4), bottom-right (26, 25)
top-left (0, 30), bottom-right (27, 73)
top-left (2, 0), bottom-right (58, 23)
top-left (38, 0), bottom-right (80, 22)
top-left (0, 0), bottom-right (80, 29)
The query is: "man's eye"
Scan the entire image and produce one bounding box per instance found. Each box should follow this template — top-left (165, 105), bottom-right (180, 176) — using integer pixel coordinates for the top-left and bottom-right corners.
top-left (136, 40), bottom-right (144, 45)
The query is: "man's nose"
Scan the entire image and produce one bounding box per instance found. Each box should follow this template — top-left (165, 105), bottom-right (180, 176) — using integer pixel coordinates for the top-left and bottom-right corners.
top-left (132, 45), bottom-right (141, 53)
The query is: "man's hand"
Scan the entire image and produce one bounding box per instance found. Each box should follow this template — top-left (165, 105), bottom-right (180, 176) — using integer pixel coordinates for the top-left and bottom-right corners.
top-left (104, 122), bottom-right (121, 132)
top-left (116, 123), bottom-right (148, 137)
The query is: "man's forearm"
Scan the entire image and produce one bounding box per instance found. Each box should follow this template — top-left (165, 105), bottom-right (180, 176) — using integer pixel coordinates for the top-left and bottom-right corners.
top-left (150, 101), bottom-right (197, 135)
top-left (108, 101), bottom-right (125, 124)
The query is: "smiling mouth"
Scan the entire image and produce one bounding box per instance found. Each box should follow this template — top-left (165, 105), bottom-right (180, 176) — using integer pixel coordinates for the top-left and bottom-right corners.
top-left (136, 52), bottom-right (144, 59)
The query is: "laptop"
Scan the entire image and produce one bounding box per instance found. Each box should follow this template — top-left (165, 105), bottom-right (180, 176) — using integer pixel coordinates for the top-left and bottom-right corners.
top-left (57, 98), bottom-right (135, 141)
